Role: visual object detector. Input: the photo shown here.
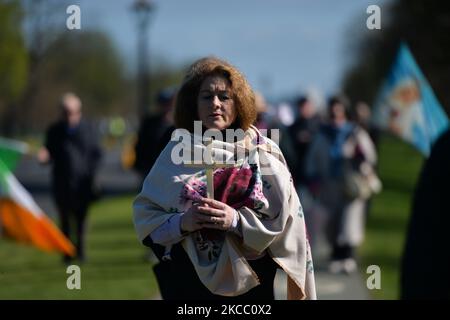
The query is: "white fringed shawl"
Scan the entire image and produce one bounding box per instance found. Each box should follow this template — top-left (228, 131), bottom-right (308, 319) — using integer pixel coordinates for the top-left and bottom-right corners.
top-left (133, 126), bottom-right (316, 299)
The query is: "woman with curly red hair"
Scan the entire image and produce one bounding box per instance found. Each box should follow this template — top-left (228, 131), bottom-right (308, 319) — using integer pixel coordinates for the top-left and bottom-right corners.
top-left (133, 57), bottom-right (316, 300)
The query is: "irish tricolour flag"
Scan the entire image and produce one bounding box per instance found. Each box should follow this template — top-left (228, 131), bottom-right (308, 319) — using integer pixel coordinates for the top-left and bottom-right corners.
top-left (0, 137), bottom-right (75, 256)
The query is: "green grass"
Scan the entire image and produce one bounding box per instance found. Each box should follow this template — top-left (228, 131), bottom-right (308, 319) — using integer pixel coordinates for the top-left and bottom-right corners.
top-left (359, 134), bottom-right (425, 300)
top-left (0, 195), bottom-right (159, 299)
top-left (0, 134), bottom-right (425, 300)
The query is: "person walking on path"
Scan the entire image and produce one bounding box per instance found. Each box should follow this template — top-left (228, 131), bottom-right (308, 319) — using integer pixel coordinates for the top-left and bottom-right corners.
top-left (38, 92), bottom-right (102, 263)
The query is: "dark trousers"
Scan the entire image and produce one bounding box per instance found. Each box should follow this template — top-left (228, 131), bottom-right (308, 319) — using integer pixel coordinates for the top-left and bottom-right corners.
top-left (326, 197), bottom-right (355, 261)
top-left (53, 177), bottom-right (94, 262)
top-left (331, 244), bottom-right (354, 260)
top-left (150, 241), bottom-right (278, 300)
top-left (55, 188), bottom-right (90, 262)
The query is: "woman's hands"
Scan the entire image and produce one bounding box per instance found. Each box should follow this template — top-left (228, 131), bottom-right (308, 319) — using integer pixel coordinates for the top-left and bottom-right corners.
top-left (180, 203), bottom-right (203, 233)
top-left (180, 198), bottom-right (237, 233)
top-left (197, 198), bottom-right (237, 230)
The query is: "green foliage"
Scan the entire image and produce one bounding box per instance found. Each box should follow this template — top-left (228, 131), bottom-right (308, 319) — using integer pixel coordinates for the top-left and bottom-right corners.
top-left (360, 133), bottom-right (424, 299)
top-left (343, 0), bottom-right (450, 117)
top-left (40, 31), bottom-right (127, 116)
top-left (1, 0), bottom-right (189, 134)
top-left (0, 195), bottom-right (159, 299)
top-left (0, 0), bottom-right (28, 105)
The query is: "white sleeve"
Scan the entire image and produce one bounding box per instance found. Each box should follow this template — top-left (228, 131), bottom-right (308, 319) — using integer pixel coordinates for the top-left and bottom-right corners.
top-left (150, 213), bottom-right (187, 246)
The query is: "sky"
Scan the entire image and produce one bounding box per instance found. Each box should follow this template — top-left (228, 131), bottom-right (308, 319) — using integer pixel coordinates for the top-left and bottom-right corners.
top-left (71, 0), bottom-right (390, 101)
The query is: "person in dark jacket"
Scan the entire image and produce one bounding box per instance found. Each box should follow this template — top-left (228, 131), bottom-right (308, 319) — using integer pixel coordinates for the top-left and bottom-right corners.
top-left (401, 128), bottom-right (450, 299)
top-left (38, 93), bottom-right (102, 263)
top-left (133, 88), bottom-right (176, 182)
top-left (288, 96), bottom-right (321, 187)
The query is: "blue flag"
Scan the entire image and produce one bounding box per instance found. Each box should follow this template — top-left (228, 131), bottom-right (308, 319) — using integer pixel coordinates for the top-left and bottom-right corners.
top-left (373, 43), bottom-right (449, 156)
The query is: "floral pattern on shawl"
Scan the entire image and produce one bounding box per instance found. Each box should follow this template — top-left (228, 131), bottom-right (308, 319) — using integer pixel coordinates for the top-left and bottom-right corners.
top-left (179, 163), bottom-right (268, 261)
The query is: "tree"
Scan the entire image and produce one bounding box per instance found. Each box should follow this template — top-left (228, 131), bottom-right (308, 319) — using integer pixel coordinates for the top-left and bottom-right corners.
top-left (23, 31), bottom-right (128, 133)
top-left (0, 0), bottom-right (28, 136)
top-left (342, 0), bottom-right (450, 116)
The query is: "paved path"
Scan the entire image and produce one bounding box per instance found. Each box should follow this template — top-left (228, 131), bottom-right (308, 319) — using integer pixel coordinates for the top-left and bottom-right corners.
top-left (16, 146), bottom-right (141, 217)
top-left (15, 145), bottom-right (370, 300)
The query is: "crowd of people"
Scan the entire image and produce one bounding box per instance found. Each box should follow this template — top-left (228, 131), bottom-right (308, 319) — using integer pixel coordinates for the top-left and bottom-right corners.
top-left (261, 94), bottom-right (381, 274)
top-left (37, 56), bottom-right (449, 300)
